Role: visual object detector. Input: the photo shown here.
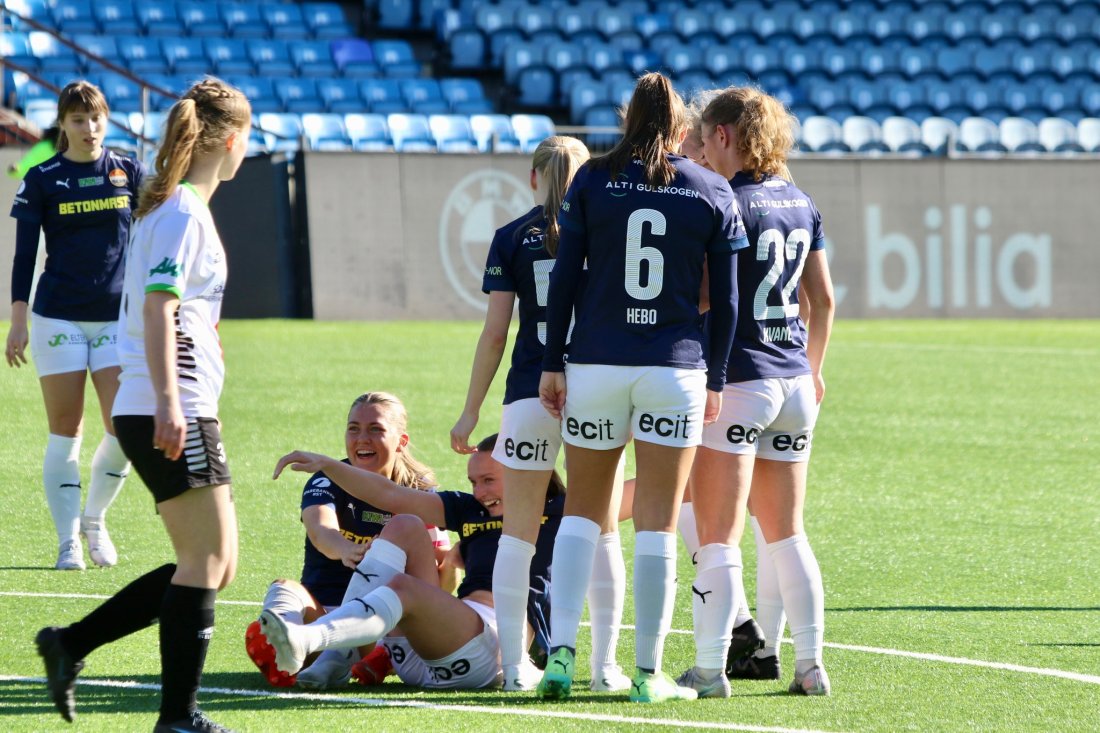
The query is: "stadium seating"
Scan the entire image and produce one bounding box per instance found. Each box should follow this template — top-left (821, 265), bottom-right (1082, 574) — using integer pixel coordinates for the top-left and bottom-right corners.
top-left (881, 116), bottom-right (930, 155)
top-left (1076, 117), bottom-right (1100, 152)
top-left (921, 116), bottom-right (958, 155)
top-left (957, 116), bottom-right (1006, 153)
top-left (469, 113), bottom-right (522, 152)
top-left (301, 112), bottom-right (351, 150)
top-left (344, 112), bottom-right (392, 151)
top-left (1036, 117), bottom-right (1083, 153)
top-left (801, 116), bottom-right (849, 153)
top-left (387, 112), bottom-right (437, 152)
top-left (999, 116), bottom-right (1045, 153)
top-left (429, 113), bottom-right (479, 152)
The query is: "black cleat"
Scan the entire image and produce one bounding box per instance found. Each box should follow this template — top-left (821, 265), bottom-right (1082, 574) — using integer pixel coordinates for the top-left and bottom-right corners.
top-left (35, 626), bottom-right (84, 723)
top-left (152, 710), bottom-right (235, 732)
top-left (726, 618), bottom-right (766, 666)
top-left (726, 652), bottom-right (781, 680)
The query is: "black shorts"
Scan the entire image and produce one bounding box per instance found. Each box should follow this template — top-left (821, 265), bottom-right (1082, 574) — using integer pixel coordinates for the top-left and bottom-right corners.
top-left (113, 415), bottom-right (232, 503)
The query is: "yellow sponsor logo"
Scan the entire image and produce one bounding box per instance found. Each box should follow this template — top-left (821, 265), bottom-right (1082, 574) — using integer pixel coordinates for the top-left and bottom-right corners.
top-left (58, 195), bottom-right (130, 215)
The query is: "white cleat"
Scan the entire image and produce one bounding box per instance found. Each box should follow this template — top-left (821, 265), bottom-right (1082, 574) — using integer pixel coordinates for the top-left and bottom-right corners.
top-left (590, 665), bottom-right (633, 692)
top-left (501, 659), bottom-right (544, 691)
top-left (80, 516), bottom-right (117, 567)
top-left (258, 610), bottom-right (310, 674)
top-left (789, 664), bottom-right (831, 696)
top-left (296, 648), bottom-right (355, 690)
top-left (55, 539), bottom-right (85, 571)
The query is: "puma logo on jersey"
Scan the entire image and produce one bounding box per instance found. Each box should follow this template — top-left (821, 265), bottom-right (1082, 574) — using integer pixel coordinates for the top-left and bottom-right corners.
top-left (55, 179), bottom-right (70, 189)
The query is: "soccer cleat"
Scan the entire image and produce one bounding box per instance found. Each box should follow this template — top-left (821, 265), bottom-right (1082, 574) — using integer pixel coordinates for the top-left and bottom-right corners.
top-left (726, 618), bottom-right (765, 665)
top-left (589, 665), bottom-right (632, 692)
top-left (727, 652), bottom-right (781, 680)
top-left (296, 648), bottom-right (355, 690)
top-left (55, 539), bottom-right (85, 571)
top-left (35, 626), bottom-right (84, 722)
top-left (676, 666), bottom-right (731, 699)
top-left (258, 610), bottom-right (310, 674)
top-left (502, 658), bottom-right (544, 691)
top-left (350, 645), bottom-right (393, 686)
top-left (80, 516), bottom-right (118, 567)
top-left (789, 664), bottom-right (831, 696)
top-left (535, 647), bottom-right (576, 700)
top-left (152, 710), bottom-right (235, 732)
top-left (629, 670), bottom-right (699, 703)
top-left (244, 620), bottom-right (296, 687)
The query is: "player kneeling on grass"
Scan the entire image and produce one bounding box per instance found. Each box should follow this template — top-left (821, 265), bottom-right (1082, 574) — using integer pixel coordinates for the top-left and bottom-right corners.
top-left (246, 392), bottom-right (453, 689)
top-left (261, 434), bottom-right (561, 690)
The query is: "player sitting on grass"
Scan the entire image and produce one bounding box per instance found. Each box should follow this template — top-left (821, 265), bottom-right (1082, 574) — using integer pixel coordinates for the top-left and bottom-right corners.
top-left (260, 434), bottom-right (560, 690)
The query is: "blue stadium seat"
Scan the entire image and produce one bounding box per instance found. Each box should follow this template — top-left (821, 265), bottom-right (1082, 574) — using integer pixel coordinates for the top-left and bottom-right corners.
top-left (1075, 117), bottom-right (1100, 152)
top-left (204, 38), bottom-right (252, 76)
top-left (516, 4), bottom-right (555, 37)
top-left (474, 4), bottom-right (514, 35)
top-left (305, 3), bottom-right (354, 39)
top-left (635, 11), bottom-right (673, 40)
top-left (136, 2), bottom-right (179, 36)
top-left (292, 41), bottom-right (338, 77)
top-left (372, 40), bottom-right (421, 77)
top-left (401, 78), bottom-right (448, 114)
top-left (221, 3), bottom-right (269, 39)
top-left (623, 48), bottom-right (662, 76)
top-left (159, 38), bottom-right (207, 77)
top-left (556, 5), bottom-right (592, 37)
top-left (262, 3), bottom-right (309, 40)
top-left (943, 9), bottom-right (983, 42)
top-left (806, 82), bottom-right (848, 116)
top-left (676, 72), bottom-right (716, 102)
top-left (25, 31), bottom-right (79, 74)
top-left (344, 112), bottom-right (392, 151)
top-left (73, 35), bottom-right (122, 70)
top-left (515, 66), bottom-right (556, 108)
top-left (711, 9), bottom-right (751, 40)
top-left (301, 113), bottom-right (351, 150)
top-left (377, 0), bottom-right (415, 30)
top-left (10, 71), bottom-right (51, 109)
top-left (920, 116), bottom-right (958, 154)
top-left (22, 99), bottom-right (58, 132)
top-left (469, 113), bottom-right (521, 152)
top-left (332, 39), bottom-right (380, 78)
top-left (999, 116), bottom-right (1045, 153)
top-left (1037, 117), bottom-right (1084, 152)
top-left (486, 27), bottom-right (524, 68)
top-left (743, 44), bottom-right (781, 77)
top-left (1081, 82), bottom-right (1100, 118)
top-left (440, 78), bottom-right (490, 115)
top-left (841, 116), bottom-right (890, 154)
top-left (274, 78), bottom-right (323, 114)
top-left (225, 75), bottom-right (280, 114)
top-left (258, 112), bottom-right (303, 153)
top-left (882, 116), bottom-right (931, 155)
top-left (92, 0), bottom-right (139, 36)
top-left (866, 8), bottom-right (906, 43)
top-left (1050, 45), bottom-right (1090, 82)
top-left (957, 116), bottom-right (1006, 153)
top-left (1039, 85), bottom-right (1075, 119)
top-left (142, 74), bottom-right (183, 111)
top-left (52, 0), bottom-right (98, 35)
top-left (1002, 83), bottom-right (1044, 118)
top-left (544, 42), bottom-right (585, 75)
top-left (317, 78), bottom-right (365, 114)
top-left (904, 7), bottom-right (947, 44)
top-left (104, 111), bottom-right (139, 152)
top-left (387, 113), bottom-right (437, 152)
top-left (846, 79), bottom-right (891, 119)
top-left (673, 8), bottom-right (708, 39)
top-left (585, 43), bottom-right (627, 76)
top-left (97, 72), bottom-right (142, 113)
top-left (821, 46), bottom-right (860, 78)
top-left (791, 9), bottom-right (828, 41)
top-left (591, 7), bottom-right (631, 39)
top-left (606, 75), bottom-right (637, 108)
top-left (663, 44), bottom-right (705, 78)
top-left (755, 2), bottom-right (797, 43)
top-left (248, 40), bottom-right (294, 77)
top-left (447, 29), bottom-right (487, 71)
top-left (583, 104), bottom-right (620, 148)
top-left (828, 11), bottom-right (868, 42)
top-left (178, 2), bottom-right (226, 38)
top-left (428, 114), bottom-right (478, 152)
top-left (979, 13), bottom-right (1013, 43)
top-left (800, 115), bottom-right (849, 153)
top-left (115, 35), bottom-right (167, 76)
top-left (898, 47), bottom-right (935, 79)
top-left (860, 46), bottom-right (899, 77)
top-left (569, 78), bottom-right (607, 121)
top-left (503, 41), bottom-right (543, 85)
top-left (361, 78), bottom-right (406, 114)
top-left (140, 110), bottom-right (167, 142)
top-left (511, 113), bottom-right (554, 152)
top-left (704, 46), bottom-right (740, 78)
top-left (1016, 8), bottom-right (1059, 44)
top-left (607, 30), bottom-right (645, 52)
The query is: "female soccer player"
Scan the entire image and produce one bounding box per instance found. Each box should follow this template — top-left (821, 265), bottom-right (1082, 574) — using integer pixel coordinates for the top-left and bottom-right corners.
top-left (246, 391), bottom-right (451, 689)
top-left (7, 82), bottom-right (143, 570)
top-left (450, 136), bottom-right (631, 692)
top-left (683, 86), bottom-right (836, 697)
top-left (536, 72), bottom-right (747, 703)
top-left (261, 434), bottom-right (563, 691)
top-left (35, 78), bottom-right (252, 733)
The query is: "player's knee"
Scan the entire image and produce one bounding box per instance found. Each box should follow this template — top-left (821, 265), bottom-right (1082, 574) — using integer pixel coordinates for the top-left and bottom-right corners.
top-left (379, 513), bottom-right (430, 546)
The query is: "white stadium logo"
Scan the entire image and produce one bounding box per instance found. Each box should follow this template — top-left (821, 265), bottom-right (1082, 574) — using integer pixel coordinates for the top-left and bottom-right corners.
top-left (438, 169), bottom-right (532, 311)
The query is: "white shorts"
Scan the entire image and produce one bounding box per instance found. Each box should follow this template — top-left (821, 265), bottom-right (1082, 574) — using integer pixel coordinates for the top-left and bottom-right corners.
top-left (702, 376), bottom-right (819, 462)
top-left (382, 599), bottom-right (502, 689)
top-left (30, 314), bottom-right (119, 378)
top-left (492, 398), bottom-right (562, 471)
top-left (562, 364), bottom-right (707, 449)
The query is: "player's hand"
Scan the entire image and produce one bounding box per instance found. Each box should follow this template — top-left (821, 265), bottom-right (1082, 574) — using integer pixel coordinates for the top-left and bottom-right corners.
top-left (5, 323), bottom-right (28, 367)
top-left (539, 371), bottom-right (567, 419)
top-left (273, 450), bottom-right (332, 479)
top-left (450, 412), bottom-right (479, 454)
top-left (812, 372), bottom-right (825, 404)
top-left (341, 542), bottom-right (368, 569)
top-left (703, 389), bottom-right (722, 425)
top-left (153, 400), bottom-right (187, 460)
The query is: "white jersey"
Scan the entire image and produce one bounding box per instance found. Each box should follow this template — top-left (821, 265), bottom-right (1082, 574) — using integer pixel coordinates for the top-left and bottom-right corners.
top-left (113, 184), bottom-right (227, 418)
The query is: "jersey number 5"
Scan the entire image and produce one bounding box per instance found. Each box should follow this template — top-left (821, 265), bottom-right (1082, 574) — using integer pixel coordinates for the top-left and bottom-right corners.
top-left (753, 228), bottom-right (810, 321)
top-left (533, 259), bottom-right (574, 345)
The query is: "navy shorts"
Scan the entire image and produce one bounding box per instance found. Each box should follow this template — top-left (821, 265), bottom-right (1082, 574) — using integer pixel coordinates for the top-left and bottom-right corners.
top-left (113, 415), bottom-right (232, 503)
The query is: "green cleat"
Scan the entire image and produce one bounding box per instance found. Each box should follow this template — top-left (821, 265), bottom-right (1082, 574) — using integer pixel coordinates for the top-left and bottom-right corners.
top-left (535, 647), bottom-right (576, 700)
top-left (629, 669), bottom-right (699, 703)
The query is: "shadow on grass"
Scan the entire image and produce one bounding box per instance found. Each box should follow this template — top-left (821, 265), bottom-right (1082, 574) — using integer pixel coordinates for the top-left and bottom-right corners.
top-left (829, 605), bottom-right (1100, 613)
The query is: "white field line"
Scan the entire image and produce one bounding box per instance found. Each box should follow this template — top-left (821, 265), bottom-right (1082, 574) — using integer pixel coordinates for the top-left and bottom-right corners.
top-left (0, 675), bottom-right (841, 733)
top-left (3, 591), bottom-right (1099, 687)
top-left (840, 340), bottom-right (1099, 357)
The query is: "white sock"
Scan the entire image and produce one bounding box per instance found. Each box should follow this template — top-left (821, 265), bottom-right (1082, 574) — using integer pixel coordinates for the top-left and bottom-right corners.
top-left (634, 531), bottom-right (676, 672)
top-left (83, 434), bottom-right (130, 519)
top-left (587, 531), bottom-right (625, 675)
top-left (691, 543), bottom-right (740, 673)
top-left (493, 534), bottom-right (536, 671)
top-left (768, 533), bottom-right (824, 666)
top-left (753, 517), bottom-right (785, 658)
top-left (342, 538), bottom-right (407, 603)
top-left (307, 586), bottom-right (404, 651)
top-left (43, 434), bottom-right (82, 544)
top-left (548, 516), bottom-right (601, 650)
top-left (676, 502), bottom-right (701, 567)
top-left (263, 581), bottom-right (314, 625)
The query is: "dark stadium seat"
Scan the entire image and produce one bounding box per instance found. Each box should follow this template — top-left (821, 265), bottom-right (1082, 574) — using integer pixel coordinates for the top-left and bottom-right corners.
top-left (557, 5), bottom-right (593, 37)
top-left (331, 39), bottom-right (381, 78)
top-left (488, 28), bottom-right (525, 68)
top-left (291, 41), bottom-right (339, 78)
top-left (469, 113), bottom-right (521, 152)
top-left (428, 114), bottom-right (479, 152)
top-left (867, 8), bottom-right (907, 43)
top-left (305, 3), bottom-right (355, 40)
top-left (635, 11), bottom-right (673, 41)
top-left (116, 35), bottom-right (168, 76)
top-left (274, 78), bottom-right (323, 114)
top-left (516, 4), bottom-right (555, 37)
top-left (973, 46), bottom-right (1014, 80)
top-left (821, 45), bottom-right (860, 78)
top-left (860, 46), bottom-right (899, 77)
top-left (160, 37), bottom-right (208, 77)
top-left (1016, 8), bottom-right (1059, 44)
top-left (221, 3), bottom-right (269, 39)
top-left (93, 0), bottom-right (140, 37)
top-left (178, 2), bottom-right (226, 38)
top-left (712, 9), bottom-right (752, 40)
top-left (401, 78), bottom-right (449, 114)
top-left (377, 0), bottom-right (416, 31)
top-left (258, 112), bottom-right (303, 152)
top-left (791, 9), bottom-right (828, 42)
top-left (585, 43), bottom-right (628, 76)
top-left (372, 40), bottom-right (421, 77)
top-left (387, 113), bottom-right (437, 152)
top-left (1002, 83), bottom-right (1044, 120)
top-left (301, 112), bottom-right (351, 150)
top-left (704, 45), bottom-right (740, 78)
top-left (262, 3), bottom-right (309, 40)
top-left (247, 39), bottom-right (294, 77)
top-left (204, 38), bottom-right (253, 76)
top-left (447, 29), bottom-right (487, 71)
top-left (515, 66), bottom-right (556, 108)
top-left (440, 78), bottom-right (490, 114)
top-left (903, 8), bottom-right (945, 43)
top-left (569, 78), bottom-right (607, 120)
top-left (999, 117), bottom-right (1045, 153)
top-left (360, 78), bottom-right (406, 114)
top-left (743, 44), bottom-right (781, 78)
top-left (344, 112), bottom-right (392, 151)
top-left (672, 8), bottom-right (707, 40)
top-left (544, 42), bottom-right (584, 75)
top-left (503, 41), bottom-right (542, 85)
top-left (1040, 85), bottom-right (1075, 119)
top-left (583, 104), bottom-right (621, 148)
top-left (623, 48), bottom-right (662, 77)
top-left (964, 85), bottom-right (1008, 121)
top-left (881, 116), bottom-right (932, 155)
top-left (474, 4), bottom-right (513, 36)
top-left (317, 78), bottom-right (365, 114)
top-left (943, 8), bottom-right (983, 42)
top-left (828, 10), bottom-right (868, 43)
top-left (594, 7), bottom-right (633, 39)
top-left (52, 0), bottom-right (98, 35)
top-left (663, 44), bottom-right (705, 78)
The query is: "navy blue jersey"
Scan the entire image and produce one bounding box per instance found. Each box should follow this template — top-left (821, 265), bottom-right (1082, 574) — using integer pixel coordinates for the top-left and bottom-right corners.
top-left (482, 205), bottom-right (555, 405)
top-left (9, 150), bottom-right (144, 321)
top-left (543, 156), bottom-right (748, 386)
top-left (299, 461), bottom-right (393, 607)
top-left (438, 490), bottom-right (563, 654)
top-left (725, 172), bottom-right (825, 383)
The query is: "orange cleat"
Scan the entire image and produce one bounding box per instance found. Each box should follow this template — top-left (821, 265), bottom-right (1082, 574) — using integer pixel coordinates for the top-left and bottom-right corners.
top-left (350, 644), bottom-right (394, 686)
top-left (245, 620), bottom-right (297, 687)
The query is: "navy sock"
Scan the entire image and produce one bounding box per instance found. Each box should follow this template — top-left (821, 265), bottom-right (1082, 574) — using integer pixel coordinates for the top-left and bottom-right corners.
top-left (60, 564), bottom-right (176, 660)
top-left (158, 584), bottom-right (216, 722)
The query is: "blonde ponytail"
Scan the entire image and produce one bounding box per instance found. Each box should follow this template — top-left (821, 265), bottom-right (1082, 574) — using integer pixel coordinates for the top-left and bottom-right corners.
top-left (528, 136), bottom-right (590, 257)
